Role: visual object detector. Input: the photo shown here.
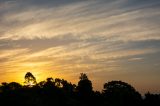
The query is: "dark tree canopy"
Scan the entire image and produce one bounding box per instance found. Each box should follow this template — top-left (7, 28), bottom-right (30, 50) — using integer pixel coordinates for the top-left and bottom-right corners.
top-left (144, 92), bottom-right (160, 105)
top-left (79, 73), bottom-right (88, 80)
top-left (24, 72), bottom-right (37, 87)
top-left (103, 80), bottom-right (136, 92)
top-left (103, 80), bottom-right (142, 106)
top-left (77, 73), bottom-right (93, 97)
top-left (0, 73), bottom-right (159, 106)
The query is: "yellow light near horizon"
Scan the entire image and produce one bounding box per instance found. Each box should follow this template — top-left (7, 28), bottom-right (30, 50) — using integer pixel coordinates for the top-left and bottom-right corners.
top-left (0, 68), bottom-right (70, 86)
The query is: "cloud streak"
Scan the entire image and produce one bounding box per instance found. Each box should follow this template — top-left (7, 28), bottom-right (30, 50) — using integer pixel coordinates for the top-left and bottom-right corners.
top-left (0, 0), bottom-right (160, 41)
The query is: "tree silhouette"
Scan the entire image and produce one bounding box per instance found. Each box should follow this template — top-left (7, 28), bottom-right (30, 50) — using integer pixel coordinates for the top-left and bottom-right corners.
top-left (103, 80), bottom-right (142, 106)
top-left (44, 77), bottom-right (55, 89)
top-left (79, 73), bottom-right (88, 80)
top-left (0, 72), bottom-right (160, 106)
top-left (55, 78), bottom-right (62, 88)
top-left (24, 72), bottom-right (37, 87)
top-left (8, 82), bottom-right (22, 90)
top-left (77, 73), bottom-right (93, 95)
top-left (144, 92), bottom-right (160, 105)
top-left (76, 73), bottom-right (93, 104)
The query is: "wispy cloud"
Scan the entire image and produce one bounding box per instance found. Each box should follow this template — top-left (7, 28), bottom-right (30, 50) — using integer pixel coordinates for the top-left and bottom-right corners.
top-left (128, 57), bottom-right (143, 61)
top-left (0, 0), bottom-right (160, 41)
top-left (0, 48), bottom-right (29, 58)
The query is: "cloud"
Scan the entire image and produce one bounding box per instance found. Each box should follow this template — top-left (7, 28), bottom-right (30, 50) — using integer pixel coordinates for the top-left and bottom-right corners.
top-left (0, 42), bottom-right (158, 75)
top-left (128, 57), bottom-right (143, 61)
top-left (0, 48), bottom-right (29, 59)
top-left (0, 0), bottom-right (159, 41)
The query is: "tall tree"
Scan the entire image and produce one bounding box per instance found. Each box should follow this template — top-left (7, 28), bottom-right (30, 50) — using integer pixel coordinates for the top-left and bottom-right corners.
top-left (77, 73), bottom-right (93, 97)
top-left (24, 72), bottom-right (37, 87)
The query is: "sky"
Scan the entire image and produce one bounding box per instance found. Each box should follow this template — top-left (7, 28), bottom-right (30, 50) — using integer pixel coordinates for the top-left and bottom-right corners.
top-left (0, 0), bottom-right (160, 94)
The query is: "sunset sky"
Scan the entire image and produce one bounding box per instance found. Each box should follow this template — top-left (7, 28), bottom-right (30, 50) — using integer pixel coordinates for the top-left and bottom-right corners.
top-left (0, 0), bottom-right (160, 94)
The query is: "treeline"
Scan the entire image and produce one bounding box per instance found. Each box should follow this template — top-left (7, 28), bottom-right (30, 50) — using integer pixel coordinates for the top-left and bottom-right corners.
top-left (0, 72), bottom-right (159, 106)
